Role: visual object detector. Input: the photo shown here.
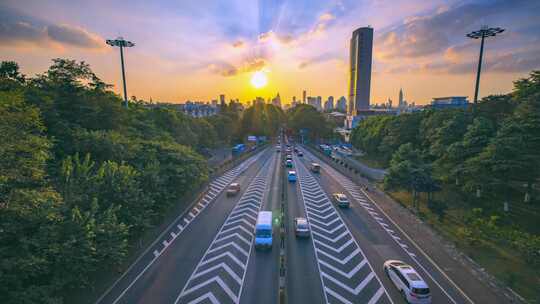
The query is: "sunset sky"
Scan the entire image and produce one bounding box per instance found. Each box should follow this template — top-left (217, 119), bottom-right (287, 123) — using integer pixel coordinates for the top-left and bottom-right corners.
top-left (1, 0), bottom-right (539, 105)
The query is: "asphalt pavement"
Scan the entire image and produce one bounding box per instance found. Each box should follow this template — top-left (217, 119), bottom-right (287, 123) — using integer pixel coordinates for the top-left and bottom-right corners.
top-left (95, 142), bottom-right (506, 304)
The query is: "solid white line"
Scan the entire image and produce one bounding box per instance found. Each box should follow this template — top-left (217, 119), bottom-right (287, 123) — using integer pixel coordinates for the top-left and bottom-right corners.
top-left (312, 147), bottom-right (473, 304)
top-left (294, 155), bottom-right (394, 304)
top-left (96, 149), bottom-right (268, 304)
top-left (174, 154), bottom-right (275, 304)
top-left (325, 286), bottom-right (354, 304)
top-left (367, 287), bottom-right (385, 304)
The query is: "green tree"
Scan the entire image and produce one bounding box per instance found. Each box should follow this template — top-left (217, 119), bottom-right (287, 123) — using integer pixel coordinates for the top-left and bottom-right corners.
top-left (384, 143), bottom-right (438, 210)
top-left (287, 104), bottom-right (333, 142)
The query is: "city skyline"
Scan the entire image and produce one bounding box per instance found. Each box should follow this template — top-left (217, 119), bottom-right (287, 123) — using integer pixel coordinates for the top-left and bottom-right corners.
top-left (1, 0), bottom-right (539, 105)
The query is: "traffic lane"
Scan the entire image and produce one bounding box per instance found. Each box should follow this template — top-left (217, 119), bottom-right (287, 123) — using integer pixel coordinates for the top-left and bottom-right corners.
top-left (240, 152), bottom-right (281, 304)
top-left (312, 165), bottom-right (457, 304)
top-left (299, 149), bottom-right (471, 304)
top-left (97, 148), bottom-right (270, 304)
top-left (113, 150), bottom-right (273, 304)
top-left (285, 161), bottom-right (326, 304)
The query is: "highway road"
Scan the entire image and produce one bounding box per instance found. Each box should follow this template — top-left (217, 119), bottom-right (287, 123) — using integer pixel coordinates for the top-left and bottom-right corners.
top-left (95, 140), bottom-right (505, 304)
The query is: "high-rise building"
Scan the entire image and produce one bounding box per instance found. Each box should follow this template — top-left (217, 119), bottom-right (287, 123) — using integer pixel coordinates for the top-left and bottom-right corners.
top-left (219, 94), bottom-right (225, 106)
top-left (336, 96), bottom-right (347, 112)
top-left (324, 96), bottom-right (334, 111)
top-left (302, 90), bottom-right (306, 104)
top-left (348, 26), bottom-right (373, 114)
top-left (398, 88), bottom-right (404, 108)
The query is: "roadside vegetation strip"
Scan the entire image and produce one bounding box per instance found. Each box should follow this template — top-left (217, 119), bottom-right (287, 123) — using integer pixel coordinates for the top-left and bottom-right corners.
top-left (293, 155), bottom-right (393, 304)
top-left (175, 153), bottom-right (275, 304)
top-left (301, 147), bottom-right (473, 304)
top-left (96, 148), bottom-right (269, 304)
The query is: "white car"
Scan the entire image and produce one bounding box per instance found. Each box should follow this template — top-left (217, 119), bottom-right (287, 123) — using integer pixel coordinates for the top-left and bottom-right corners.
top-left (332, 193), bottom-right (350, 208)
top-left (383, 260), bottom-right (431, 303)
top-left (294, 217), bottom-right (310, 238)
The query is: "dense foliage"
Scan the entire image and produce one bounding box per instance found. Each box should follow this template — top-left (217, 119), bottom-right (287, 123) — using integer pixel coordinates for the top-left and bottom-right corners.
top-left (350, 71), bottom-right (540, 265)
top-left (237, 102), bottom-right (285, 139)
top-left (287, 104), bottom-right (337, 142)
top-left (0, 59), bottom-right (260, 303)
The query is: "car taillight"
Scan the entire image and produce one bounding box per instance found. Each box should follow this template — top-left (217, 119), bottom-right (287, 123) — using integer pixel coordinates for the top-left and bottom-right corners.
top-left (409, 292), bottom-right (417, 298)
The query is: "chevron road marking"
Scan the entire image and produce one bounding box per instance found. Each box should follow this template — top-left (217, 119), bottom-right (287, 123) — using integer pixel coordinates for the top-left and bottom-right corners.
top-left (99, 149), bottom-right (269, 304)
top-left (293, 156), bottom-right (392, 304)
top-left (302, 147), bottom-right (472, 304)
top-left (175, 154), bottom-right (275, 304)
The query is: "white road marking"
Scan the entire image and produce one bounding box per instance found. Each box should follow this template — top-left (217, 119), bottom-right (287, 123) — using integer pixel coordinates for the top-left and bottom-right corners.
top-left (96, 149), bottom-right (268, 304)
top-left (305, 147), bottom-right (473, 304)
top-left (174, 154), bottom-right (275, 304)
top-left (294, 156), bottom-right (393, 304)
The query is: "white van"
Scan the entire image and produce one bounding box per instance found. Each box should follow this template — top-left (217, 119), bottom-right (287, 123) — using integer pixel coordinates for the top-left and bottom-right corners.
top-left (383, 260), bottom-right (431, 303)
top-left (255, 211), bottom-right (273, 250)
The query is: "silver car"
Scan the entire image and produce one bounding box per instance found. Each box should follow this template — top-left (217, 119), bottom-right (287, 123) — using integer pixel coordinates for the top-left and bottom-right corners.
top-left (294, 217), bottom-right (310, 238)
top-left (332, 193), bottom-right (350, 208)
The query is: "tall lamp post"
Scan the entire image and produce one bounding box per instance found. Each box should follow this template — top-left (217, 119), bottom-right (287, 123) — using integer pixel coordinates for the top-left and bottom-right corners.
top-left (106, 37), bottom-right (135, 107)
top-left (466, 26), bottom-right (504, 104)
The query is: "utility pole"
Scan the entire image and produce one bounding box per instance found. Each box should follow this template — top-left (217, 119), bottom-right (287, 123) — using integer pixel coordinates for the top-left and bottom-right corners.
top-left (466, 26), bottom-right (504, 104)
top-left (106, 37), bottom-right (135, 107)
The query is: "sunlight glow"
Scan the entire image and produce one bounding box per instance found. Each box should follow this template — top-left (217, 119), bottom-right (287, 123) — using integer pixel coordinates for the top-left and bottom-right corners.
top-left (250, 71), bottom-right (268, 89)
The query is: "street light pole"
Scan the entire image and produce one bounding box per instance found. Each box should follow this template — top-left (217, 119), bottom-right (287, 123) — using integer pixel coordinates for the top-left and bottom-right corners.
top-left (467, 26), bottom-right (504, 104)
top-left (119, 45), bottom-right (128, 107)
top-left (106, 37), bottom-right (135, 108)
top-left (473, 34), bottom-right (485, 105)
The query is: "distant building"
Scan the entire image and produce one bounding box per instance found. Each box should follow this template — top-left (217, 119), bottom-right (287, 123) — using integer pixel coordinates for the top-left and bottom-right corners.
top-left (149, 101), bottom-right (218, 118)
top-left (272, 93), bottom-right (282, 108)
top-left (324, 96), bottom-right (334, 111)
top-left (348, 26), bottom-right (373, 115)
top-left (211, 99), bottom-right (218, 106)
top-left (429, 96), bottom-right (469, 110)
top-left (326, 111), bottom-right (347, 126)
top-left (307, 96), bottom-right (317, 109)
top-left (346, 108), bottom-right (398, 129)
top-left (336, 96), bottom-right (347, 112)
top-left (219, 94), bottom-right (225, 107)
top-left (316, 96), bottom-right (322, 111)
top-left (302, 90), bottom-right (306, 104)
top-left (252, 96), bottom-right (265, 106)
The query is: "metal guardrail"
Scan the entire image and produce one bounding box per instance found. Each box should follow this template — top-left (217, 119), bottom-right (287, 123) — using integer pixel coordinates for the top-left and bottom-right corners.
top-left (305, 144), bottom-right (385, 182)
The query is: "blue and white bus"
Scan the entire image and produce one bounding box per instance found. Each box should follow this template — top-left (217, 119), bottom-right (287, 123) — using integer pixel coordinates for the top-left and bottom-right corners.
top-left (255, 211), bottom-right (273, 250)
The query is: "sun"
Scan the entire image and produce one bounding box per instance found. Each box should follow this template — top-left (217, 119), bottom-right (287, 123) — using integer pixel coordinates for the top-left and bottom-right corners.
top-left (250, 71), bottom-right (268, 89)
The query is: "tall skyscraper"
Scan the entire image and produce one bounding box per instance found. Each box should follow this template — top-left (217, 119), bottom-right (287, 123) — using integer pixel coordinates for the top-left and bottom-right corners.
top-left (219, 94), bottom-right (225, 107)
top-left (348, 27), bottom-right (373, 114)
top-left (399, 88), bottom-right (404, 108)
top-left (302, 90), bottom-right (306, 104)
